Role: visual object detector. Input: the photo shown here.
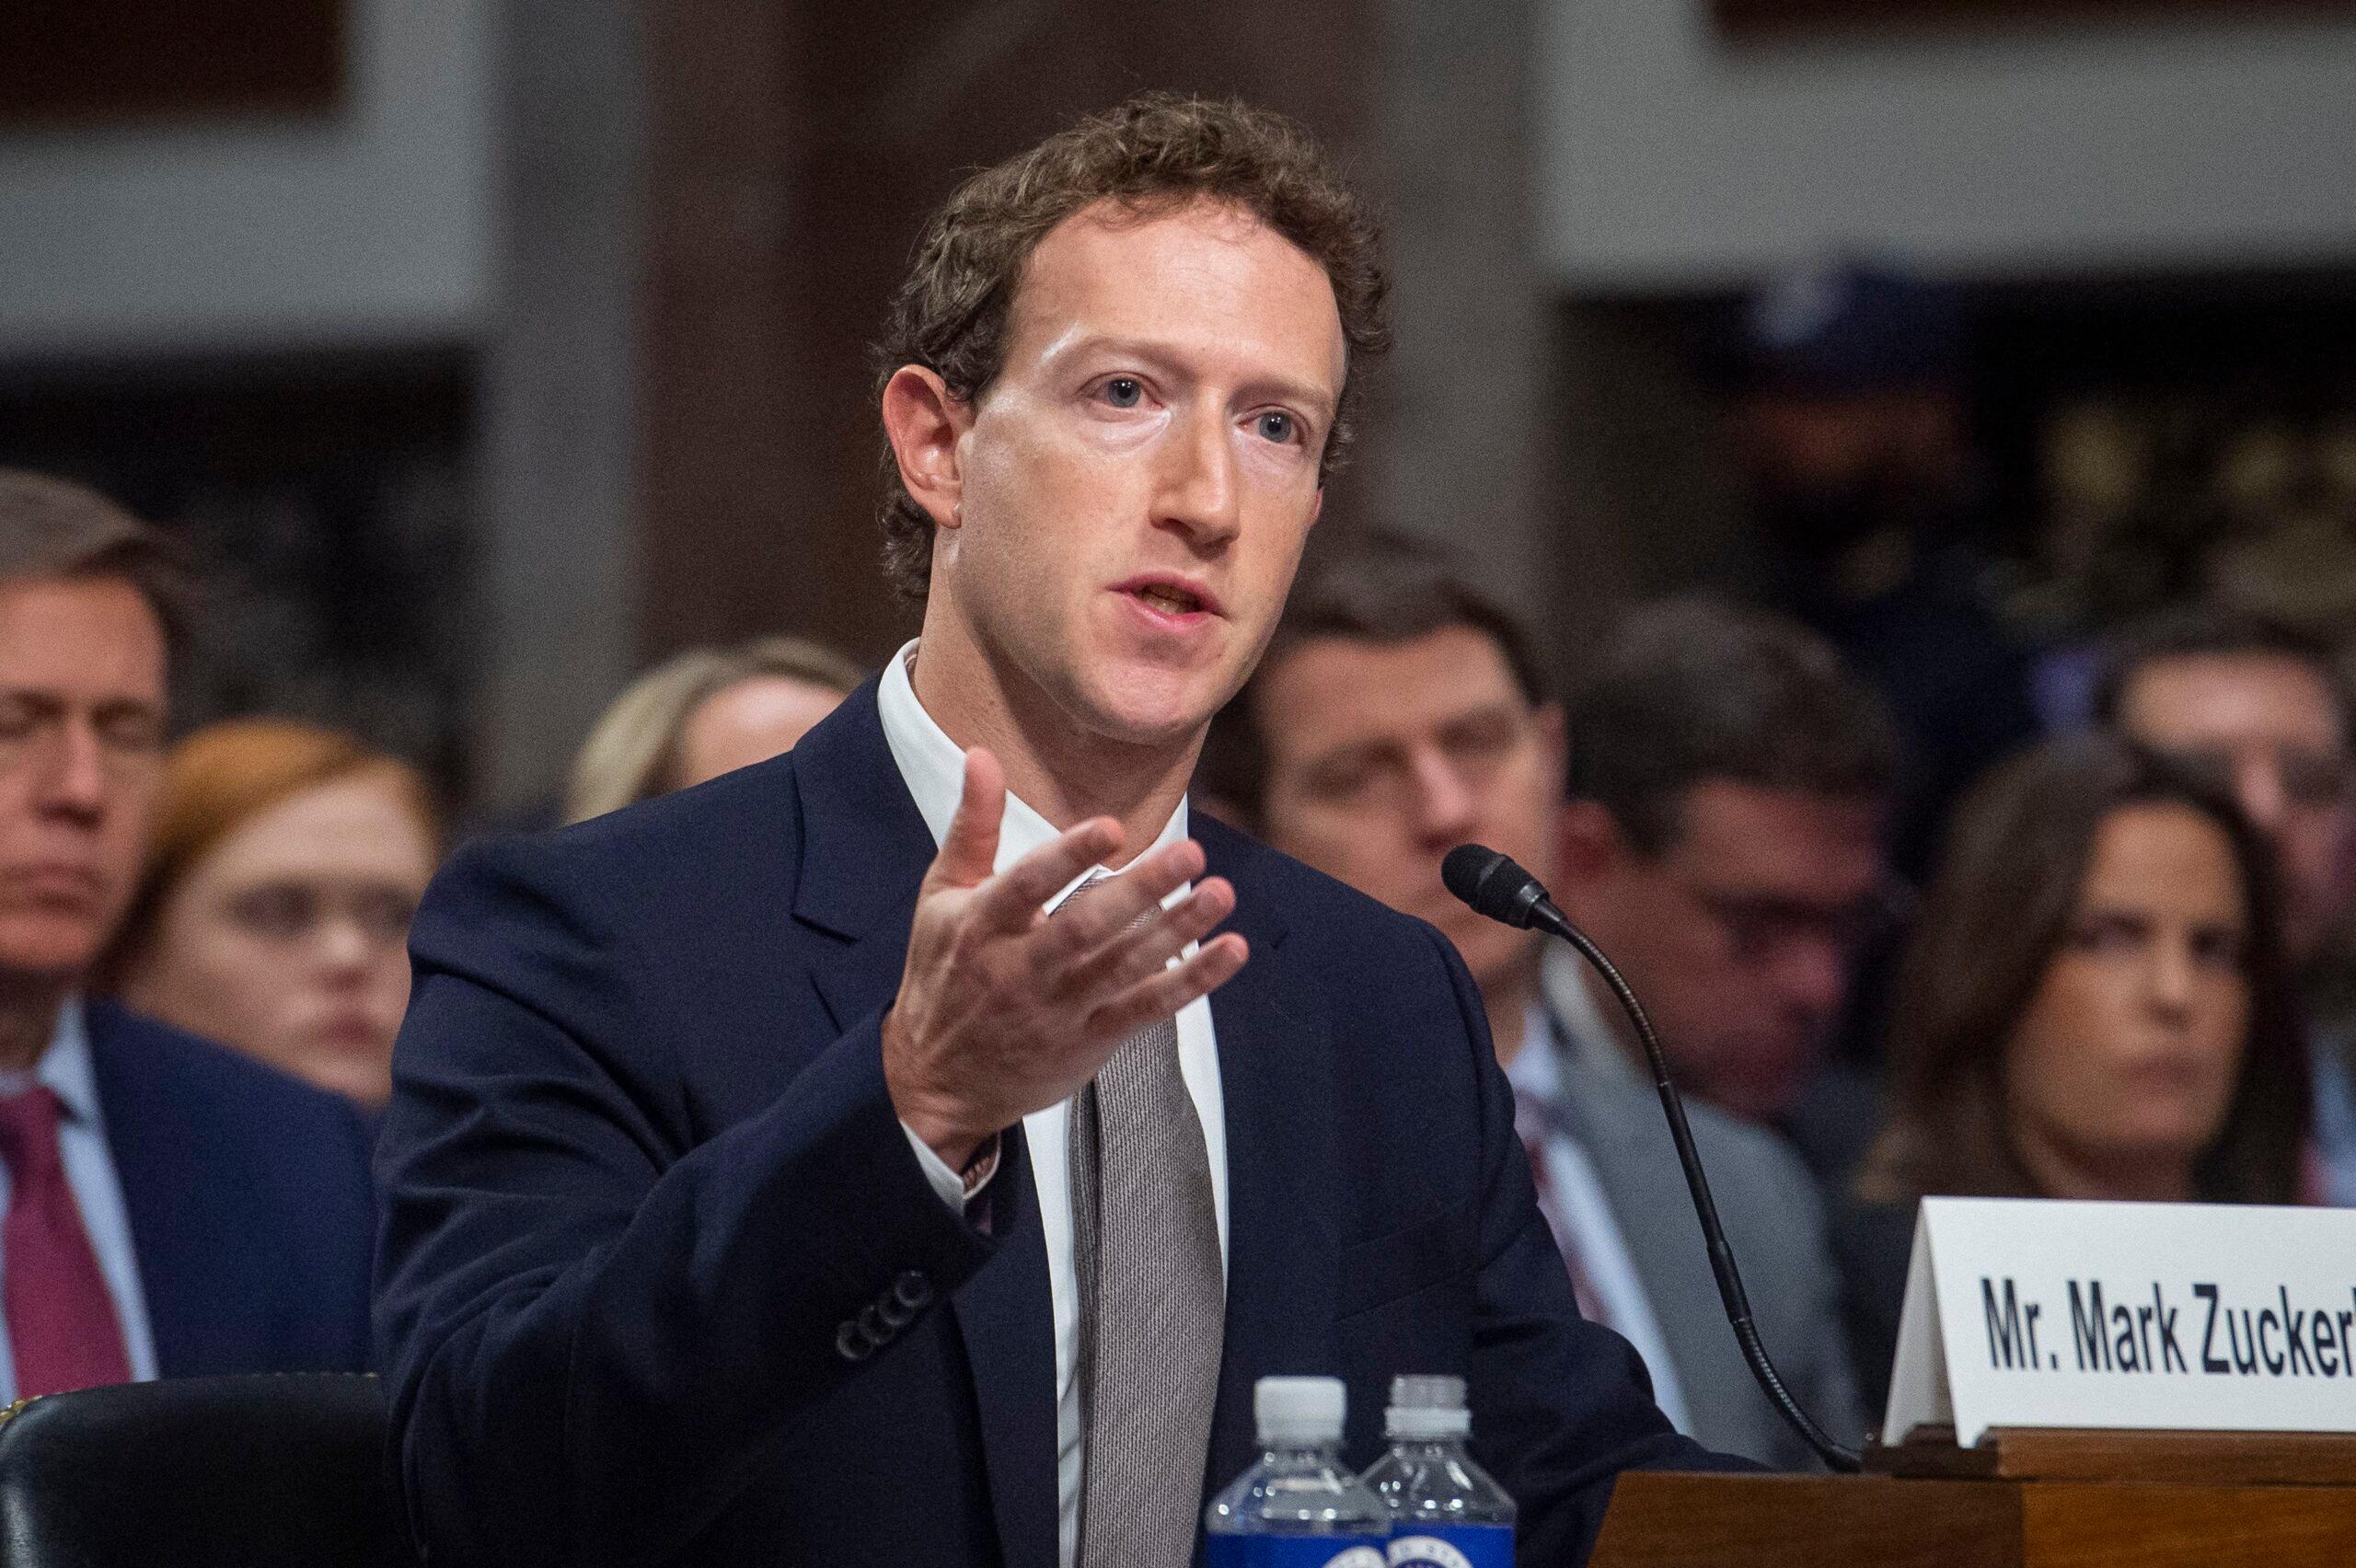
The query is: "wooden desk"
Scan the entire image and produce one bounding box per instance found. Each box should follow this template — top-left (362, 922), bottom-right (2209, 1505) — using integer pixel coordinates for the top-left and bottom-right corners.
top-left (1588, 1430), bottom-right (2356, 1567)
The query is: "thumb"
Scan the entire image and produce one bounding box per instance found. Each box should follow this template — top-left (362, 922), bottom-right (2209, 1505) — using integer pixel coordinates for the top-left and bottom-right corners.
top-left (931, 747), bottom-right (1006, 889)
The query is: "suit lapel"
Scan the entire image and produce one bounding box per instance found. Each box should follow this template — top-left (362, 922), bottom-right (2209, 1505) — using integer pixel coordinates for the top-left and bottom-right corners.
top-left (1196, 824), bottom-right (1339, 1509)
top-left (790, 683), bottom-right (1061, 1568)
top-left (85, 1005), bottom-right (267, 1378)
top-left (1552, 1047), bottom-right (1734, 1442)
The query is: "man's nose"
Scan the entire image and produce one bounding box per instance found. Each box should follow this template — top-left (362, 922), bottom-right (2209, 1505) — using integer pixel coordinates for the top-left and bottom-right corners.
top-left (1155, 407), bottom-right (1242, 547)
top-left (34, 720), bottom-right (110, 822)
top-left (1405, 746), bottom-right (1479, 843)
top-left (1769, 936), bottom-right (1847, 1028)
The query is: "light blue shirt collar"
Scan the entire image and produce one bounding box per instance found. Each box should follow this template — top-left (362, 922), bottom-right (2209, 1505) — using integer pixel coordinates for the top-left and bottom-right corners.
top-left (0, 997), bottom-right (100, 1126)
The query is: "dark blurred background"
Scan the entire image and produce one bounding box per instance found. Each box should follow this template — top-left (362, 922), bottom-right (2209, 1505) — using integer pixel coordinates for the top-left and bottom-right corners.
top-left (6, 0), bottom-right (2354, 820)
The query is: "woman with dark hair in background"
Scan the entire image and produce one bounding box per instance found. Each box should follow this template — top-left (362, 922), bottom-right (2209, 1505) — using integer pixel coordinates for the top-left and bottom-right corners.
top-left (1840, 734), bottom-right (2309, 1412)
top-left (104, 718), bottom-right (441, 1109)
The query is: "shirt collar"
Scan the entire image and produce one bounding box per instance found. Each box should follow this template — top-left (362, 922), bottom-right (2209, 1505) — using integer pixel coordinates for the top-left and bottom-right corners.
top-left (876, 639), bottom-right (1190, 903)
top-left (0, 996), bottom-right (101, 1125)
top-left (1506, 1001), bottom-right (1565, 1103)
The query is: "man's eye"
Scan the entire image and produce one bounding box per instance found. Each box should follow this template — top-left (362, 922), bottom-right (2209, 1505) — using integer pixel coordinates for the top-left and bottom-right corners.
top-left (1256, 411), bottom-right (1297, 444)
top-left (1305, 756), bottom-right (1381, 801)
top-left (1103, 377), bottom-right (1143, 409)
top-left (98, 711), bottom-right (165, 754)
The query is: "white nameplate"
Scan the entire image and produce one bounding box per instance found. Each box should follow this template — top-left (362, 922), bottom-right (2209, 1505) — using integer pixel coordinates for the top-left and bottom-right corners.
top-left (1883, 1196), bottom-right (2356, 1447)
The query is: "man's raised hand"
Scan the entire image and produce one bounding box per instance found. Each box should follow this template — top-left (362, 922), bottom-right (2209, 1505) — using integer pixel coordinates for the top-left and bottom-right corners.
top-left (881, 747), bottom-right (1248, 1170)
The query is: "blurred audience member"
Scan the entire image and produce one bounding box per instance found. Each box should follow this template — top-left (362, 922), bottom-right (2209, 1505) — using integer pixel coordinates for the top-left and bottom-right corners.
top-left (2096, 609), bottom-right (2356, 1206)
top-left (565, 636), bottom-right (864, 823)
top-left (1201, 539), bottom-right (1863, 1468)
top-left (0, 470), bottom-right (372, 1398)
top-left (1555, 599), bottom-right (1900, 1193)
top-left (103, 719), bottom-right (438, 1109)
top-left (1844, 737), bottom-right (2307, 1408)
top-left (1730, 261), bottom-right (2038, 875)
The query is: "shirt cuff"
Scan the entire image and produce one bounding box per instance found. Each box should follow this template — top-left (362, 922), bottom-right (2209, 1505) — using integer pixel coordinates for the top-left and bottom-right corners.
top-left (901, 1122), bottom-right (1002, 1210)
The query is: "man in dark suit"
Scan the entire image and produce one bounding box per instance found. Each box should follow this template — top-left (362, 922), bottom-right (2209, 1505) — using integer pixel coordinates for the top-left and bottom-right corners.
top-left (375, 96), bottom-right (1721, 1568)
top-left (0, 469), bottom-right (375, 1402)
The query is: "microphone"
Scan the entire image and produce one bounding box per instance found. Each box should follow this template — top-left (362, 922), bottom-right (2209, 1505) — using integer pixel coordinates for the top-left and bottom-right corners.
top-left (1441, 844), bottom-right (1862, 1472)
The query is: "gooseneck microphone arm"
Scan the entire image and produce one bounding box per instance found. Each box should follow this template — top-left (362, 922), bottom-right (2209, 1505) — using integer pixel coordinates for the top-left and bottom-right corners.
top-left (1441, 843), bottom-right (1863, 1473)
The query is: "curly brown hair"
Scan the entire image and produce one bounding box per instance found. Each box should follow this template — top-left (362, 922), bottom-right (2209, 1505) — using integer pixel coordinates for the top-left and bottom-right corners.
top-left (873, 92), bottom-right (1391, 603)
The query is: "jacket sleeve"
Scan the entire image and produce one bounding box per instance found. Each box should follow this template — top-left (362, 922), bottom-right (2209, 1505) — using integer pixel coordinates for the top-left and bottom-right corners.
top-left (1416, 924), bottom-right (1750, 1565)
top-left (372, 834), bottom-right (999, 1568)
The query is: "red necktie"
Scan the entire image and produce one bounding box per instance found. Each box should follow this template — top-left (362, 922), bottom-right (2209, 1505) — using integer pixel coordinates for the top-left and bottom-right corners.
top-left (1515, 1115), bottom-right (1608, 1326)
top-left (0, 1086), bottom-right (133, 1398)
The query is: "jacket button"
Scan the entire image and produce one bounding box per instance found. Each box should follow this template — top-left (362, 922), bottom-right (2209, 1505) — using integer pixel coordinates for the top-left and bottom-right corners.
top-left (836, 1320), bottom-right (874, 1362)
top-left (894, 1270), bottom-right (933, 1309)
top-left (858, 1303), bottom-right (892, 1343)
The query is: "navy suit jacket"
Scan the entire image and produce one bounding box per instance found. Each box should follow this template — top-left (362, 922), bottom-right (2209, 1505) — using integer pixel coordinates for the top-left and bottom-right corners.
top-left (375, 683), bottom-right (1719, 1568)
top-left (86, 1001), bottom-right (375, 1378)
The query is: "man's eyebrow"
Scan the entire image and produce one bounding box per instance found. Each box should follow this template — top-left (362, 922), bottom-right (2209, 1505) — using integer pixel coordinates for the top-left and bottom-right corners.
top-left (1053, 334), bottom-right (1339, 421)
top-left (1300, 734), bottom-right (1400, 775)
top-left (1438, 698), bottom-right (1526, 728)
top-left (0, 687), bottom-right (160, 717)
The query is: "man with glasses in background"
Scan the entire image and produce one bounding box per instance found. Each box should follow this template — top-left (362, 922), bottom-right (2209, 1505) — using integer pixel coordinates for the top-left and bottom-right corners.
top-left (1548, 599), bottom-right (1902, 1197)
top-left (2098, 608), bottom-right (2356, 1205)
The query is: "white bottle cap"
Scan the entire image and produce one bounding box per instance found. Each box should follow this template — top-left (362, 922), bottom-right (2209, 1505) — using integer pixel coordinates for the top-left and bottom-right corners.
top-left (1255, 1376), bottom-right (1347, 1445)
top-left (1385, 1374), bottom-right (1472, 1440)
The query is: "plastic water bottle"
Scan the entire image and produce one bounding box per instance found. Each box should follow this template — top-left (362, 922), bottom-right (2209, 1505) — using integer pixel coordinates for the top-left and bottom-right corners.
top-left (1359, 1375), bottom-right (1517, 1568)
top-left (1204, 1376), bottom-right (1390, 1567)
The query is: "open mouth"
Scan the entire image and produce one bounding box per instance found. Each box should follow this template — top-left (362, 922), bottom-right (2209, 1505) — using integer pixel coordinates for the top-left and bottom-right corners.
top-left (1132, 582), bottom-right (1204, 616)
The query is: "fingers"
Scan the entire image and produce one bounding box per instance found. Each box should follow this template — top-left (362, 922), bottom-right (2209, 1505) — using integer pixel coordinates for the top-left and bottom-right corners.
top-left (1086, 933), bottom-right (1249, 1042)
top-left (971, 816), bottom-right (1126, 931)
top-left (1036, 837), bottom-right (1205, 954)
top-left (930, 749), bottom-right (1008, 890)
top-left (1052, 874), bottom-right (1234, 1000)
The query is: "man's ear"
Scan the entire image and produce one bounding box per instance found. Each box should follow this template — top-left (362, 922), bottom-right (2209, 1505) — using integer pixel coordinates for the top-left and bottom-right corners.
top-left (880, 365), bottom-right (973, 531)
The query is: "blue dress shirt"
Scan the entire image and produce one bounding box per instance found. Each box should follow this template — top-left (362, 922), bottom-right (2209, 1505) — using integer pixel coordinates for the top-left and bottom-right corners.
top-left (0, 996), bottom-right (159, 1402)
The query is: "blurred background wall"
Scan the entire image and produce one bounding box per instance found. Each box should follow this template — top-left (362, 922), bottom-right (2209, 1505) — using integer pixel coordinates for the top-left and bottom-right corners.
top-left (4, 0), bottom-right (2352, 821)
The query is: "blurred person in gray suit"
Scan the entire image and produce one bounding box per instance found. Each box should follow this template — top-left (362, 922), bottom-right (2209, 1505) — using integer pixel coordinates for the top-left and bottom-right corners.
top-left (1554, 599), bottom-right (1904, 1199)
top-left (1199, 536), bottom-right (1865, 1468)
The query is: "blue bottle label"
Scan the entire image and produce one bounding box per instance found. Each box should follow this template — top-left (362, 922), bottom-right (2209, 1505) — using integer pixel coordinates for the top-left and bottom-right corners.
top-left (1385, 1525), bottom-right (1515, 1568)
top-left (1204, 1538), bottom-right (1390, 1568)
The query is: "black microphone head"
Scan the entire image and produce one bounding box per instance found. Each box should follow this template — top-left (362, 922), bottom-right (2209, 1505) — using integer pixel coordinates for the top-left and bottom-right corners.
top-left (1442, 843), bottom-right (1542, 928)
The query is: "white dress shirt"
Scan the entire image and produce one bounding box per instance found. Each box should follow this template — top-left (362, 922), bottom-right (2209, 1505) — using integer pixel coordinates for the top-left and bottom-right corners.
top-left (876, 640), bottom-right (1229, 1568)
top-left (0, 997), bottom-right (160, 1403)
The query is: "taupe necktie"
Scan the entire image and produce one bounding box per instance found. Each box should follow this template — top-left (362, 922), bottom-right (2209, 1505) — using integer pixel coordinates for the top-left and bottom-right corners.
top-left (1060, 873), bottom-right (1225, 1568)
